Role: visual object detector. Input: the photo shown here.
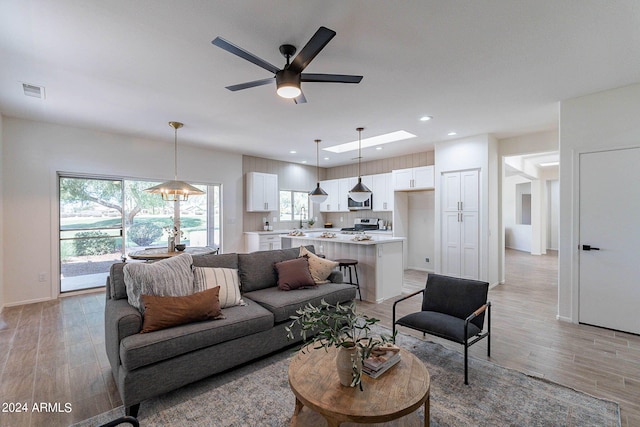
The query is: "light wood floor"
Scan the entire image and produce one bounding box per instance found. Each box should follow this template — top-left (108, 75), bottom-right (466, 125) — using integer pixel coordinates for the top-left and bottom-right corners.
top-left (1, 249), bottom-right (638, 426)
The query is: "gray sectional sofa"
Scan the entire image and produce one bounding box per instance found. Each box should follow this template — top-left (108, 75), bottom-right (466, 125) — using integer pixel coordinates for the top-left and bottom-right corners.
top-left (104, 245), bottom-right (356, 417)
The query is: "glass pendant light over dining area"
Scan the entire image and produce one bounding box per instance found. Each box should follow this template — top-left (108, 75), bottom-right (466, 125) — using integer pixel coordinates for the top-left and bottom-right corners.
top-left (348, 127), bottom-right (372, 202)
top-left (309, 139), bottom-right (328, 204)
top-left (144, 121), bottom-right (205, 201)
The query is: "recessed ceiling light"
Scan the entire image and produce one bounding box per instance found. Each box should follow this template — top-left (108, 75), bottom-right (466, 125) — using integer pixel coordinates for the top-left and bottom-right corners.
top-left (420, 116), bottom-right (433, 121)
top-left (289, 150), bottom-right (297, 154)
top-left (447, 132), bottom-right (457, 136)
top-left (323, 130), bottom-right (417, 154)
top-left (539, 161), bottom-right (559, 167)
top-left (301, 160), bottom-right (307, 164)
top-left (375, 147), bottom-right (383, 150)
top-left (324, 157), bottom-right (330, 160)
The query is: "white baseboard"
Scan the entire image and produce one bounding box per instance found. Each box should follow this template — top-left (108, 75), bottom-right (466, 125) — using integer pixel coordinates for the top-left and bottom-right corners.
top-left (556, 315), bottom-right (573, 323)
top-left (3, 295), bottom-right (54, 308)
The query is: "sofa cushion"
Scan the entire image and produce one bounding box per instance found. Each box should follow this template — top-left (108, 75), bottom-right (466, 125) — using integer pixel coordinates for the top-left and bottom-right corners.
top-left (140, 287), bottom-right (224, 333)
top-left (274, 257), bottom-right (316, 291)
top-left (238, 246), bottom-right (315, 292)
top-left (243, 282), bottom-right (357, 323)
top-left (192, 252), bottom-right (238, 269)
top-left (120, 298), bottom-right (274, 371)
top-left (193, 267), bottom-right (244, 308)
top-left (124, 253), bottom-right (195, 312)
top-left (299, 246), bottom-right (339, 284)
top-left (109, 262), bottom-right (128, 300)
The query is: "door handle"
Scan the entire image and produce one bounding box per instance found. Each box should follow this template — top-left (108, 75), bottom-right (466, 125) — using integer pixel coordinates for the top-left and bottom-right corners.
top-left (582, 245), bottom-right (600, 251)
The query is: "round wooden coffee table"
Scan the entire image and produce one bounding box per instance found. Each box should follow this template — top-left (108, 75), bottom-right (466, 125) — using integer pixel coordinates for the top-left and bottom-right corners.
top-left (288, 346), bottom-right (430, 426)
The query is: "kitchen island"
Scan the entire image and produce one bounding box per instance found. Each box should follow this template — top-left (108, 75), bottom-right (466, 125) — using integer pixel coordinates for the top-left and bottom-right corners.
top-left (281, 232), bottom-right (404, 303)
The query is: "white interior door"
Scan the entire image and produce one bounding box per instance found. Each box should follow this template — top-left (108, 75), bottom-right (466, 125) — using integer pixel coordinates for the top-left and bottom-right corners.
top-left (579, 147), bottom-right (640, 334)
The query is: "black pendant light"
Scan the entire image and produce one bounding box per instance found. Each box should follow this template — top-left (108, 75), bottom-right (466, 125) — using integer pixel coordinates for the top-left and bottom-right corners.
top-left (309, 139), bottom-right (328, 204)
top-left (348, 127), bottom-right (372, 202)
top-left (144, 122), bottom-right (205, 201)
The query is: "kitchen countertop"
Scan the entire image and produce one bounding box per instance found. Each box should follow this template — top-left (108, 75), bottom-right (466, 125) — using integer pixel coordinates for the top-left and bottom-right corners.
top-left (281, 231), bottom-right (403, 245)
top-left (244, 228), bottom-right (393, 235)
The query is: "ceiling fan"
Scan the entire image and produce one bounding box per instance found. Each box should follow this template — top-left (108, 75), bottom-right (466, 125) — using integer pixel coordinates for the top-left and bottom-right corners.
top-left (212, 26), bottom-right (363, 104)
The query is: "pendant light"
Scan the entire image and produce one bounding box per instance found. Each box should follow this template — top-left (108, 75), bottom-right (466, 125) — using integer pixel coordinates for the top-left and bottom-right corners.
top-left (144, 122), bottom-right (205, 201)
top-left (348, 127), bottom-right (372, 202)
top-left (309, 139), bottom-right (328, 204)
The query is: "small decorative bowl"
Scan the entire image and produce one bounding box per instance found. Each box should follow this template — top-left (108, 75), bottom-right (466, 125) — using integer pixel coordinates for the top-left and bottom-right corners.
top-left (175, 244), bottom-right (186, 251)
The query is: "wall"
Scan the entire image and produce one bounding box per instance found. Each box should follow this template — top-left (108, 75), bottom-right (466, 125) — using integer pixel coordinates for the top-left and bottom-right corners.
top-left (547, 180), bottom-right (559, 250)
top-left (434, 134), bottom-right (500, 286)
top-left (406, 191), bottom-right (435, 271)
top-left (0, 114), bottom-right (4, 311)
top-left (242, 155), bottom-right (324, 232)
top-left (2, 117), bottom-right (243, 307)
top-left (559, 82), bottom-right (640, 323)
top-left (504, 175), bottom-right (532, 252)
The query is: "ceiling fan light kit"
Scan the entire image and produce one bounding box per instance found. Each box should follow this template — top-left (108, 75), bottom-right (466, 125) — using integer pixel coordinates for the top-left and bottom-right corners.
top-left (348, 127), bottom-right (372, 203)
top-left (144, 121), bottom-right (205, 202)
top-left (275, 69), bottom-right (301, 98)
top-left (309, 139), bottom-right (329, 204)
top-left (212, 26), bottom-right (362, 104)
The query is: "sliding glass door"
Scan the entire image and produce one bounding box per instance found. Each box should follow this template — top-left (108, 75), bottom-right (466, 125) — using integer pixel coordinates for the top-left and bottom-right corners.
top-left (59, 175), bottom-right (222, 293)
top-left (59, 176), bottom-right (125, 292)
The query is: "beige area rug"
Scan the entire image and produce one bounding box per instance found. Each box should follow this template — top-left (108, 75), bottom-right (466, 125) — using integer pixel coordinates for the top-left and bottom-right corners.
top-left (72, 327), bottom-right (620, 427)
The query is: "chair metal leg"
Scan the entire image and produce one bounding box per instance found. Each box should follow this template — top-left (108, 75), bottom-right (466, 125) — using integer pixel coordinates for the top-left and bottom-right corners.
top-left (464, 342), bottom-right (469, 385)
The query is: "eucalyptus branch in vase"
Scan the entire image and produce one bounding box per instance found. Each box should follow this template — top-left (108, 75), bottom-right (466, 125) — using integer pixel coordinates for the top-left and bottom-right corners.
top-left (285, 300), bottom-right (395, 389)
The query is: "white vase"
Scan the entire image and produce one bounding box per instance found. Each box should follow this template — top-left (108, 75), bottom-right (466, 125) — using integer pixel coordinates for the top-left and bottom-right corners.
top-left (335, 345), bottom-right (362, 387)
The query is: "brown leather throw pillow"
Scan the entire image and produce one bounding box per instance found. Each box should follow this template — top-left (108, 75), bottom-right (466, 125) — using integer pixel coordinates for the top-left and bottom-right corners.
top-left (140, 286), bottom-right (223, 333)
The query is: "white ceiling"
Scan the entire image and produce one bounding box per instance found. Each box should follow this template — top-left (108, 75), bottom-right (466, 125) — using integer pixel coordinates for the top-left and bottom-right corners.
top-left (1, 1), bottom-right (639, 166)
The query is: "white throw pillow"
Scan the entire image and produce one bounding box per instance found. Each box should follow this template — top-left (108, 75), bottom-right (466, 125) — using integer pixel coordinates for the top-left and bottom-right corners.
top-left (124, 253), bottom-right (195, 313)
top-left (193, 267), bottom-right (244, 308)
top-left (299, 246), bottom-right (339, 284)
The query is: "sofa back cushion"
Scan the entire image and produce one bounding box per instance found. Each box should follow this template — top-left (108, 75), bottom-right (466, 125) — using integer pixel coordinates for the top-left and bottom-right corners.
top-left (108, 262), bottom-right (128, 300)
top-left (238, 246), bottom-right (315, 292)
top-left (192, 252), bottom-right (238, 269)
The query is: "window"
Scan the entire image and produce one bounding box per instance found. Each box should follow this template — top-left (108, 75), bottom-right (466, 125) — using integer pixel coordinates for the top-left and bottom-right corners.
top-left (59, 174), bottom-right (221, 293)
top-left (280, 190), bottom-right (309, 222)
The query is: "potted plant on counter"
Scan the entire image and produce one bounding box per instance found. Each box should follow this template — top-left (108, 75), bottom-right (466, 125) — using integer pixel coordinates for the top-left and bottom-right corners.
top-left (285, 299), bottom-right (395, 389)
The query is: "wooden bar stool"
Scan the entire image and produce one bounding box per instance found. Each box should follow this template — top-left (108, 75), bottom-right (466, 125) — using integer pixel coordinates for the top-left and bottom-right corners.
top-left (335, 259), bottom-right (361, 301)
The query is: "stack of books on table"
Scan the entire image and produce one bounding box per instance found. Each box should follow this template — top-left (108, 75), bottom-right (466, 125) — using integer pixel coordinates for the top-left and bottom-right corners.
top-left (363, 347), bottom-right (401, 379)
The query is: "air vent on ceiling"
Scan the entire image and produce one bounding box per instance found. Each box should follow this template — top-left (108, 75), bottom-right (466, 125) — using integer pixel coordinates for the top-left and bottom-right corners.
top-left (22, 83), bottom-right (45, 99)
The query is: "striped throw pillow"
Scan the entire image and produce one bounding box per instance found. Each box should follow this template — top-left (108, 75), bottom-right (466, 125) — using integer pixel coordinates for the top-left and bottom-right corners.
top-left (193, 267), bottom-right (244, 308)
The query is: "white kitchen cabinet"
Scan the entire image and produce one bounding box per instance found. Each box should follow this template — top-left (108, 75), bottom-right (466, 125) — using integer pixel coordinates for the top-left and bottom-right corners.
top-left (392, 166), bottom-right (434, 191)
top-left (319, 178), bottom-right (350, 212)
top-left (441, 169), bottom-right (479, 279)
top-left (370, 173), bottom-right (394, 211)
top-left (244, 232), bottom-right (283, 252)
top-left (246, 172), bottom-right (278, 212)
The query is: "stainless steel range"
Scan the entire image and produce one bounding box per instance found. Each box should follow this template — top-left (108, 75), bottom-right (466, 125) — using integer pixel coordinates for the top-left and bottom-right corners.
top-left (341, 218), bottom-right (380, 234)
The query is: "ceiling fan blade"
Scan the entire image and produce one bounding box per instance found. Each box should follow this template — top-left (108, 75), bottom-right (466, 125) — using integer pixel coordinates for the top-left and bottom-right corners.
top-left (225, 77), bottom-right (274, 92)
top-left (212, 37), bottom-right (280, 74)
top-left (301, 73), bottom-right (363, 84)
top-left (294, 91), bottom-right (307, 104)
top-left (288, 27), bottom-right (336, 74)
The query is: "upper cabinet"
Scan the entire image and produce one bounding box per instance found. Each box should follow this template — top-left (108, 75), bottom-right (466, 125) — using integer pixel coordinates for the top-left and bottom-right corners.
top-left (319, 178), bottom-right (350, 212)
top-left (246, 172), bottom-right (278, 212)
top-left (370, 173), bottom-right (394, 211)
top-left (392, 166), bottom-right (434, 191)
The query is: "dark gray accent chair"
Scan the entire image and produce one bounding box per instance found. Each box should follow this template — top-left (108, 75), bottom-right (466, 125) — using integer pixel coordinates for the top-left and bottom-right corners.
top-left (392, 273), bottom-right (491, 384)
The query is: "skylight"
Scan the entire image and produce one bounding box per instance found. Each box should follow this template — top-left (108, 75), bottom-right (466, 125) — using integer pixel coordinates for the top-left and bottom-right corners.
top-left (323, 130), bottom-right (417, 154)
